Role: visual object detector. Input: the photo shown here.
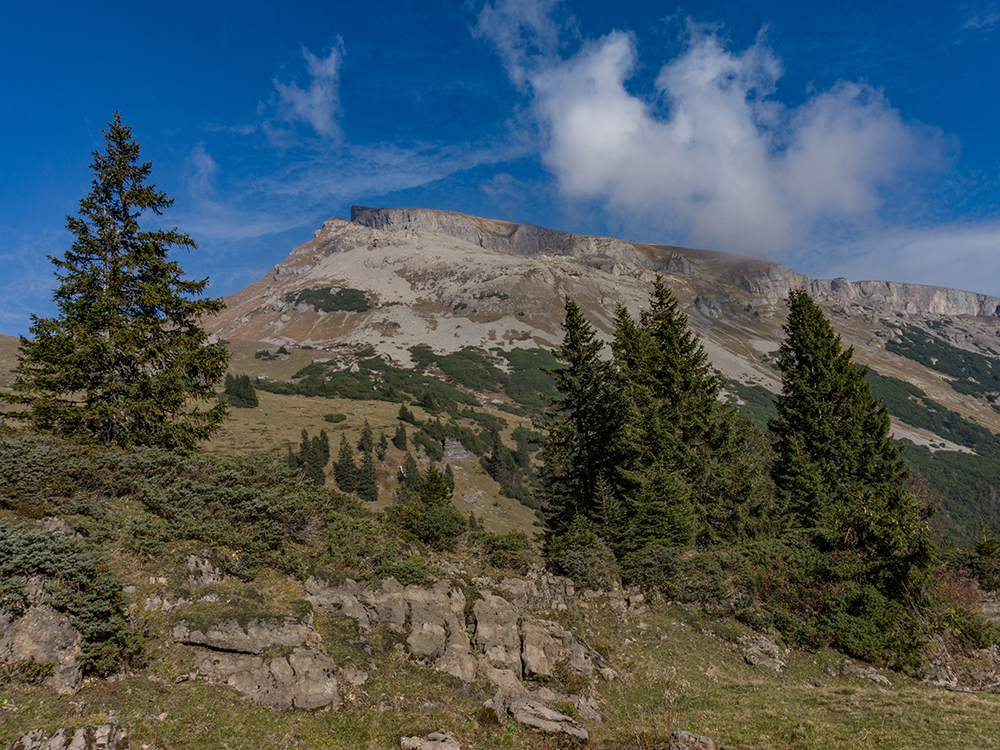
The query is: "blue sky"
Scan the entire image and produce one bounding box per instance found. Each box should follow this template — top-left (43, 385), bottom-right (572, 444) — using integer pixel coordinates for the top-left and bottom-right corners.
top-left (2, 0), bottom-right (999, 336)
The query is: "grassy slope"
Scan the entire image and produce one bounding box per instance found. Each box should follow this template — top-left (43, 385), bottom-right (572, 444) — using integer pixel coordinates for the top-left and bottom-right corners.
top-left (5, 339), bottom-right (1000, 748)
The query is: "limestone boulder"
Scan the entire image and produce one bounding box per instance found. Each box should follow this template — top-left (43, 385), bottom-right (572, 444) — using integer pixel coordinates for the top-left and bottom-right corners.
top-left (0, 605), bottom-right (83, 694)
top-left (172, 617), bottom-right (320, 654)
top-left (194, 647), bottom-right (340, 711)
top-left (400, 731), bottom-right (460, 750)
top-left (7, 718), bottom-right (128, 750)
top-left (738, 635), bottom-right (787, 672)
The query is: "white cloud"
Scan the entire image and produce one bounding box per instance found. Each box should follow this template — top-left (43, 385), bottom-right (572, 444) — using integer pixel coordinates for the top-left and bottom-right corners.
top-left (184, 142), bottom-right (219, 201)
top-left (272, 44), bottom-right (344, 140)
top-left (473, 0), bottom-right (564, 90)
top-left (478, 4), bottom-right (950, 258)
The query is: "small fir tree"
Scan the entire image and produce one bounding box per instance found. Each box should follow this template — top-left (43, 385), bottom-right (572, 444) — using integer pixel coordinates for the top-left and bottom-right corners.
top-left (376, 432), bottom-right (388, 462)
top-left (444, 463), bottom-right (456, 495)
top-left (357, 450), bottom-right (378, 502)
top-left (400, 453), bottom-right (423, 495)
top-left (334, 433), bottom-right (357, 493)
top-left (5, 113), bottom-right (229, 449)
top-left (392, 422), bottom-right (408, 451)
top-left (358, 419), bottom-right (374, 454)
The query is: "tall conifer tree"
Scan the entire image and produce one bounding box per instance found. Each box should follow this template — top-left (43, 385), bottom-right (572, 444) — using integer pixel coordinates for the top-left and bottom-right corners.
top-left (539, 298), bottom-right (632, 545)
top-left (770, 289), bottom-right (926, 564)
top-left (335, 433), bottom-right (357, 493)
top-left (6, 113), bottom-right (228, 449)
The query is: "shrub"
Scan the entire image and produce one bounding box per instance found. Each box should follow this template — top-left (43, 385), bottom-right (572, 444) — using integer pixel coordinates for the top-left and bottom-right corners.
top-left (620, 545), bottom-right (683, 594)
top-left (546, 515), bottom-right (620, 589)
top-left (0, 524), bottom-right (140, 674)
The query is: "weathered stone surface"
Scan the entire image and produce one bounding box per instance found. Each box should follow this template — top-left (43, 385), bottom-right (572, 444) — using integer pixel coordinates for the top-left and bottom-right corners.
top-left (661, 729), bottom-right (716, 750)
top-left (508, 699), bottom-right (588, 740)
top-left (472, 593), bottom-right (522, 676)
top-left (193, 647), bottom-right (340, 711)
top-left (981, 591), bottom-right (1000, 626)
top-left (0, 605), bottom-right (83, 694)
top-left (172, 617), bottom-right (320, 654)
top-left (531, 686), bottom-right (602, 723)
top-left (185, 555), bottom-right (225, 587)
top-left (738, 635), bottom-right (787, 672)
top-left (7, 717), bottom-right (128, 749)
top-left (472, 567), bottom-right (574, 612)
top-left (338, 665), bottom-right (369, 686)
top-left (840, 659), bottom-right (891, 686)
top-left (399, 731), bottom-right (460, 750)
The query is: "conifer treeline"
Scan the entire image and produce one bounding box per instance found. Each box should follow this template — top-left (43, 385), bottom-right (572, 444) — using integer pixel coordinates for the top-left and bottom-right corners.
top-left (540, 278), bottom-right (929, 587)
top-left (222, 374), bottom-right (258, 408)
top-left (540, 276), bottom-right (775, 567)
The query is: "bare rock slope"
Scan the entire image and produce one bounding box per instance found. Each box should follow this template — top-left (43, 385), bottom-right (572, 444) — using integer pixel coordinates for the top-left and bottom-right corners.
top-left (206, 205), bottom-right (1000, 432)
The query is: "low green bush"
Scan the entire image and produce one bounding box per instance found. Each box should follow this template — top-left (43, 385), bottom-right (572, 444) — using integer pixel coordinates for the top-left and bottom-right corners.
top-left (0, 524), bottom-right (141, 675)
top-left (546, 515), bottom-right (620, 589)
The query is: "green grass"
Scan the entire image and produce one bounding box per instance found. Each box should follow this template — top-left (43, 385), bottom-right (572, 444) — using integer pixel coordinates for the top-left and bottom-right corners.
top-left (886, 324), bottom-right (1000, 398)
top-left (285, 287), bottom-right (371, 313)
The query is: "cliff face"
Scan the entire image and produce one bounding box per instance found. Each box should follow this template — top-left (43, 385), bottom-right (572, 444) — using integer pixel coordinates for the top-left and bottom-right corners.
top-left (204, 204), bottom-right (1000, 438)
top-left (351, 206), bottom-right (1000, 318)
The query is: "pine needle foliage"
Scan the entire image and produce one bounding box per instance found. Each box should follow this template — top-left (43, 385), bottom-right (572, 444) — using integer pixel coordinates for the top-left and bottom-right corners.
top-left (4, 113), bottom-right (228, 450)
top-left (334, 433), bottom-right (357, 493)
top-left (769, 289), bottom-right (928, 568)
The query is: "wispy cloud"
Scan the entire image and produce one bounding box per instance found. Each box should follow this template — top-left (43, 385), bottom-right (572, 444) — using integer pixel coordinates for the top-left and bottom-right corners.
top-left (962, 5), bottom-right (1000, 30)
top-left (183, 142), bottom-right (220, 201)
top-left (0, 225), bottom-right (66, 329)
top-left (179, 37), bottom-right (534, 245)
top-left (477, 2), bottom-right (951, 260)
top-left (270, 43), bottom-right (345, 141)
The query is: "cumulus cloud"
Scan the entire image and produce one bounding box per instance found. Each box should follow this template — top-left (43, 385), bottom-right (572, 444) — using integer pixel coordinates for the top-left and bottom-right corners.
top-left (272, 44), bottom-right (344, 140)
top-left (478, 3), bottom-right (950, 257)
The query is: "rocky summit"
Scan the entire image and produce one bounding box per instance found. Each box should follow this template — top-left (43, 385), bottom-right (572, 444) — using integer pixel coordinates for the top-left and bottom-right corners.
top-left (207, 205), bottom-right (1000, 441)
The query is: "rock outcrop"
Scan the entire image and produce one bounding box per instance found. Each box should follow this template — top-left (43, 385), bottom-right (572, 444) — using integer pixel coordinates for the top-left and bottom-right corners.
top-left (171, 617), bottom-right (339, 711)
top-left (7, 717), bottom-right (128, 750)
top-left (193, 647), bottom-right (340, 711)
top-left (351, 206), bottom-right (1000, 318)
top-left (0, 605), bottom-right (83, 694)
top-left (304, 574), bottom-right (610, 739)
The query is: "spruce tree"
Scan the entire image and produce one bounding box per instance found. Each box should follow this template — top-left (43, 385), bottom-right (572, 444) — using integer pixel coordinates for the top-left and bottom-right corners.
top-left (392, 422), bottom-right (408, 451)
top-left (539, 298), bottom-right (631, 544)
top-left (613, 277), bottom-right (773, 546)
top-left (6, 113), bottom-right (229, 449)
top-left (358, 419), bottom-right (374, 454)
top-left (357, 450), bottom-right (379, 502)
top-left (238, 374), bottom-right (258, 408)
top-left (334, 433), bottom-right (357, 493)
top-left (314, 429), bottom-right (330, 467)
top-left (376, 432), bottom-right (388, 461)
top-left (400, 452), bottom-right (423, 495)
top-left (769, 289), bottom-right (925, 563)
